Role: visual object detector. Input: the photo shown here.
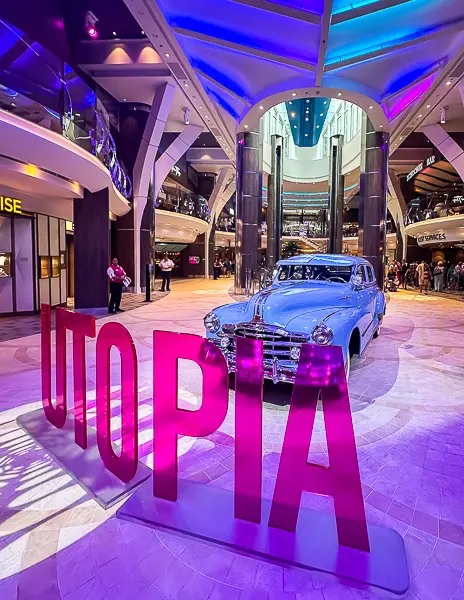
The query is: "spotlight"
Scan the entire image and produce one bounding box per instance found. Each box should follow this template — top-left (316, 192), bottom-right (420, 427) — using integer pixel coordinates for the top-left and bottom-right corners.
top-left (182, 107), bottom-right (190, 125)
top-left (292, 92), bottom-right (297, 97)
top-left (291, 112), bottom-right (296, 117)
top-left (85, 11), bottom-right (98, 38)
top-left (440, 106), bottom-right (448, 124)
top-left (259, 105), bottom-right (264, 110)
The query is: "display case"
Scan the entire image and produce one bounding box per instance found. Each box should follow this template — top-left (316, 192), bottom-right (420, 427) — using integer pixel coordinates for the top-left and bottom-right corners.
top-left (0, 252), bottom-right (12, 277)
top-left (40, 256), bottom-right (50, 279)
top-left (51, 256), bottom-right (60, 278)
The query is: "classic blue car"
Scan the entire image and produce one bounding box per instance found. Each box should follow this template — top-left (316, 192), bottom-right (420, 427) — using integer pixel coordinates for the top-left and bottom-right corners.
top-left (204, 254), bottom-right (386, 382)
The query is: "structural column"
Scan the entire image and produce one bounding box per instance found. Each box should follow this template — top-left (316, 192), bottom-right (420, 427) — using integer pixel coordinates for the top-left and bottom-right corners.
top-left (359, 118), bottom-right (390, 286)
top-left (327, 134), bottom-right (344, 255)
top-left (74, 187), bottom-right (110, 309)
top-left (266, 134), bottom-right (283, 267)
top-left (235, 130), bottom-right (262, 294)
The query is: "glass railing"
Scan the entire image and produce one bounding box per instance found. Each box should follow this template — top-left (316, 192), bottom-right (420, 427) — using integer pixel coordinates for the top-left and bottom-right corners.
top-left (0, 18), bottom-right (131, 199)
top-left (156, 185), bottom-right (210, 222)
top-left (404, 192), bottom-right (464, 226)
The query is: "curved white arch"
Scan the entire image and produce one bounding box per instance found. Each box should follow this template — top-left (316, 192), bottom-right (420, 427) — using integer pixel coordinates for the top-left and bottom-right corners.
top-left (238, 86), bottom-right (389, 134)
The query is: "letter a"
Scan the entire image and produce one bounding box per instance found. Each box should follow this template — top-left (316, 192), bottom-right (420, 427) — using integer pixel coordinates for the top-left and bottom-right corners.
top-left (153, 331), bottom-right (229, 501)
top-left (269, 344), bottom-right (369, 552)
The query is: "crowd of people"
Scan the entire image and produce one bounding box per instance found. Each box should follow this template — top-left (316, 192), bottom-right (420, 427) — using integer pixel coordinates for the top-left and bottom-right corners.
top-left (385, 259), bottom-right (464, 294)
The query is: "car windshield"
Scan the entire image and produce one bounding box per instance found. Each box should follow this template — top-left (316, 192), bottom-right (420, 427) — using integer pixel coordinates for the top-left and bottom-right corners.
top-left (276, 264), bottom-right (353, 283)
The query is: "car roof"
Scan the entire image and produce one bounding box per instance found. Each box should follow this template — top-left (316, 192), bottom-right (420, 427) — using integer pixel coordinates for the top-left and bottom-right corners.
top-left (276, 254), bottom-right (369, 267)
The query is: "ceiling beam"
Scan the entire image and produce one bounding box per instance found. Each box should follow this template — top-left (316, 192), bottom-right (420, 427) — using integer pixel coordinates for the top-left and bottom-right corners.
top-left (194, 68), bottom-right (252, 106)
top-left (331, 0), bottom-right (414, 25)
top-left (174, 27), bottom-right (317, 73)
top-left (316, 0), bottom-right (333, 86)
top-left (325, 18), bottom-right (464, 72)
top-left (229, 0), bottom-right (321, 25)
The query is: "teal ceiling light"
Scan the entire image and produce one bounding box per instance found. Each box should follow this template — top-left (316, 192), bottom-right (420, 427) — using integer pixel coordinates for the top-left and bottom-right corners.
top-left (285, 98), bottom-right (331, 147)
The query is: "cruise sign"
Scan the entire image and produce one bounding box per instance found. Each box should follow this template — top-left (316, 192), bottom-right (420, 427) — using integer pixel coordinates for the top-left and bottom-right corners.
top-left (407, 155), bottom-right (436, 182)
top-left (0, 195), bottom-right (22, 214)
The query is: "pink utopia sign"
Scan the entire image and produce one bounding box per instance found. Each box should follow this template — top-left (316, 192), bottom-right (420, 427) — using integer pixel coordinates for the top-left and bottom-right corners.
top-left (40, 304), bottom-right (370, 552)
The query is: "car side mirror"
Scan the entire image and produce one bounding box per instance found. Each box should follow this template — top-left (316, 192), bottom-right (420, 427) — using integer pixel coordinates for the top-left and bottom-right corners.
top-left (352, 275), bottom-right (363, 290)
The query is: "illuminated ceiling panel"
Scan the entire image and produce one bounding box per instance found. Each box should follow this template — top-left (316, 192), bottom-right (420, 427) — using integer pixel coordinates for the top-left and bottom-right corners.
top-left (128, 0), bottom-right (464, 136)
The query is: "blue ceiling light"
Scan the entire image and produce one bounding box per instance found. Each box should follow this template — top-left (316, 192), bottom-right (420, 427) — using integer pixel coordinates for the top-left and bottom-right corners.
top-left (285, 98), bottom-right (331, 147)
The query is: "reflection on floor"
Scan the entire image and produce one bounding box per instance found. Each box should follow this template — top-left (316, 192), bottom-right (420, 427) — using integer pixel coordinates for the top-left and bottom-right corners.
top-left (1, 280), bottom-right (464, 599)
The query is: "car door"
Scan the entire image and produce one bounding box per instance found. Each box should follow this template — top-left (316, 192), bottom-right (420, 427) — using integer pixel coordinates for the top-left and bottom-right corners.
top-left (363, 265), bottom-right (378, 337)
top-left (354, 265), bottom-right (372, 344)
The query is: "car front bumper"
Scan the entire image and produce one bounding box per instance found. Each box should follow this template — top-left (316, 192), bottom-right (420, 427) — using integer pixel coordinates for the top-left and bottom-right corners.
top-left (221, 349), bottom-right (298, 384)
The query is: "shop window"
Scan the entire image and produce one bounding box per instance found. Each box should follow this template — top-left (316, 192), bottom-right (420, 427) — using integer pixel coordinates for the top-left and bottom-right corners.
top-left (0, 252), bottom-right (12, 277)
top-left (51, 256), bottom-right (60, 278)
top-left (40, 256), bottom-right (50, 279)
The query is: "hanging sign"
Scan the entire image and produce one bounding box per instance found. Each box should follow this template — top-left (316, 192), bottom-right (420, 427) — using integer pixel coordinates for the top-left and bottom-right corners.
top-left (406, 155), bottom-right (436, 181)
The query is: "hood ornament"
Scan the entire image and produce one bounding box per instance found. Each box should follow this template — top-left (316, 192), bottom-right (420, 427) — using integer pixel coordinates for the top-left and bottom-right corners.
top-left (253, 288), bottom-right (273, 322)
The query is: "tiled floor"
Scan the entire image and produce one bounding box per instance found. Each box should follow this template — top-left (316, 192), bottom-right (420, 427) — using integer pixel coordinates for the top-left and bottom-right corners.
top-left (1, 280), bottom-right (464, 599)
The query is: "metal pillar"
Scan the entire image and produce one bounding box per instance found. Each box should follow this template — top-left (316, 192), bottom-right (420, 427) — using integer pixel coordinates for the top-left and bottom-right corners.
top-left (359, 117), bottom-right (390, 286)
top-left (235, 130), bottom-right (262, 294)
top-left (266, 135), bottom-right (284, 267)
top-left (327, 134), bottom-right (344, 254)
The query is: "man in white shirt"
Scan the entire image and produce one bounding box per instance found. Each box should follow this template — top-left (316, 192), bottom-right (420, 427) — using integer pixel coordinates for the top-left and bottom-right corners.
top-left (159, 253), bottom-right (175, 292)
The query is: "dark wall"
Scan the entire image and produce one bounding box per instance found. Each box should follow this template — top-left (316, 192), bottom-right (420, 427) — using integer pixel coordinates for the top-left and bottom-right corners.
top-left (1, 1), bottom-right (70, 60)
top-left (182, 235), bottom-right (206, 277)
top-left (74, 187), bottom-right (110, 308)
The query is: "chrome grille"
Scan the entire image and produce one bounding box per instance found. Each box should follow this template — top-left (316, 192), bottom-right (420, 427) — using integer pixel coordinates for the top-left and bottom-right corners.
top-left (233, 322), bottom-right (307, 360)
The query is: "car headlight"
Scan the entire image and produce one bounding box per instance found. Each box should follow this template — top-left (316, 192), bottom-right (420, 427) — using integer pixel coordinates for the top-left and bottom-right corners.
top-left (311, 323), bottom-right (334, 345)
top-left (204, 312), bottom-right (220, 333)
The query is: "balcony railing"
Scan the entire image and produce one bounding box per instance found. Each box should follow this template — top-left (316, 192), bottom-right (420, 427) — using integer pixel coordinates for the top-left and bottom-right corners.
top-left (156, 185), bottom-right (210, 222)
top-left (0, 18), bottom-right (131, 199)
top-left (404, 192), bottom-right (464, 226)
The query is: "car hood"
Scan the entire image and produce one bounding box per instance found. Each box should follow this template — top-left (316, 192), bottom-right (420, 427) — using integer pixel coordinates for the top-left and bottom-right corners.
top-left (244, 281), bottom-right (355, 327)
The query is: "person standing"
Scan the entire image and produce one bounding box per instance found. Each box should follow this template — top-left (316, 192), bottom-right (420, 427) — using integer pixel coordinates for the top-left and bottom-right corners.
top-left (433, 261), bottom-right (445, 292)
top-left (159, 253), bottom-right (175, 292)
top-left (456, 261), bottom-right (464, 291)
top-left (107, 258), bottom-right (126, 313)
top-left (213, 255), bottom-right (222, 280)
top-left (416, 261), bottom-right (426, 294)
top-left (401, 261), bottom-right (408, 289)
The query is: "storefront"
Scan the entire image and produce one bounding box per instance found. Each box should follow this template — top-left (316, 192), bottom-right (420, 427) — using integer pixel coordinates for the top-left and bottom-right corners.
top-left (0, 191), bottom-right (70, 315)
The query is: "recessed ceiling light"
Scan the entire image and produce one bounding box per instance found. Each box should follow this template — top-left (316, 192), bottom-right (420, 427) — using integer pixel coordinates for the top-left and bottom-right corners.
top-left (259, 105), bottom-right (264, 110)
top-left (294, 125), bottom-right (297, 128)
top-left (316, 125), bottom-right (320, 128)
top-left (305, 133), bottom-right (308, 137)
top-left (123, 98), bottom-right (126, 101)
top-left (244, 124), bottom-right (248, 129)
top-left (141, 30), bottom-right (145, 35)
top-left (113, 31), bottom-right (117, 36)
top-left (426, 104), bottom-right (431, 108)
top-left (292, 92), bottom-right (297, 97)
top-left (11, 102), bottom-right (15, 106)
top-left (380, 125), bottom-right (383, 128)
top-left (305, 118), bottom-right (309, 121)
top-left (337, 92), bottom-right (342, 96)
top-left (324, 101), bottom-right (327, 105)
top-left (164, 52), bottom-right (170, 57)
top-left (198, 106), bottom-right (203, 109)
top-left (291, 112), bottom-right (296, 117)
top-left (446, 81), bottom-right (452, 85)
top-left (400, 136), bottom-right (403, 140)
top-left (418, 114), bottom-right (423, 117)
top-left (369, 105), bottom-right (373, 109)
top-left (205, 115), bottom-right (209, 119)
top-left (184, 83), bottom-right (189, 87)
top-left (320, 113), bottom-right (323, 116)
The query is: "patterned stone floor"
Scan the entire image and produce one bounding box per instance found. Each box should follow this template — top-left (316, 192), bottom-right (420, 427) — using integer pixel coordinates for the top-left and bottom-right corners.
top-left (1, 279), bottom-right (464, 599)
